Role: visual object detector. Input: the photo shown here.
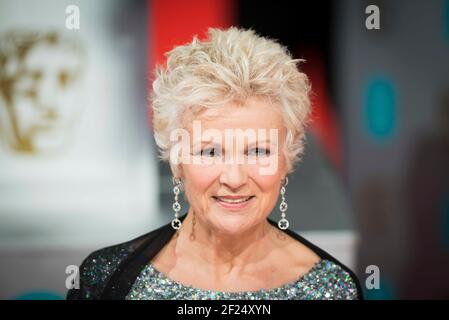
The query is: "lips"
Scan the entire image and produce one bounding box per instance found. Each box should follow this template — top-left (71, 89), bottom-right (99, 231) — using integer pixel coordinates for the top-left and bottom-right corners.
top-left (213, 195), bottom-right (254, 203)
top-left (212, 195), bottom-right (255, 210)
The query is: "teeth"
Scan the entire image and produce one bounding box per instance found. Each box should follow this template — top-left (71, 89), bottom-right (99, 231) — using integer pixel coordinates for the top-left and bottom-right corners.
top-left (216, 196), bottom-right (252, 204)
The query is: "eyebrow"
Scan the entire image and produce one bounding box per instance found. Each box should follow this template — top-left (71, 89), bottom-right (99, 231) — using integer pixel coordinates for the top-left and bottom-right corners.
top-left (198, 139), bottom-right (272, 142)
top-left (194, 139), bottom-right (274, 147)
top-left (192, 141), bottom-right (221, 147)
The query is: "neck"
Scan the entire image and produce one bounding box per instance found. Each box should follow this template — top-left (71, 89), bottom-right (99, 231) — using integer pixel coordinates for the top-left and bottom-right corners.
top-left (174, 209), bottom-right (275, 274)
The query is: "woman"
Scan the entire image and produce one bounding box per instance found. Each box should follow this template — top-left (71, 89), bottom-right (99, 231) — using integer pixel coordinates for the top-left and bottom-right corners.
top-left (67, 27), bottom-right (363, 300)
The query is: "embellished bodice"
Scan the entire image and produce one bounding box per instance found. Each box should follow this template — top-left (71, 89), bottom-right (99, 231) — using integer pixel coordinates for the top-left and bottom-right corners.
top-left (125, 259), bottom-right (359, 300)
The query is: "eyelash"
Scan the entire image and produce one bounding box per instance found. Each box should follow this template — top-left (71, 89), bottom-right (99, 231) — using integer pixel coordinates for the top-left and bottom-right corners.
top-left (199, 147), bottom-right (220, 157)
top-left (197, 147), bottom-right (270, 157)
top-left (249, 147), bottom-right (270, 156)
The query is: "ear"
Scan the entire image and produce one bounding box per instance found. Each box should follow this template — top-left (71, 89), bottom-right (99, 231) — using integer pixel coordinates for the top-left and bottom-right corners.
top-left (171, 163), bottom-right (184, 181)
top-left (279, 155), bottom-right (289, 179)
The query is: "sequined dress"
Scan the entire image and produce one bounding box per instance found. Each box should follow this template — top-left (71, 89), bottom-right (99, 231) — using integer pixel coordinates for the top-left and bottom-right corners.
top-left (125, 259), bottom-right (358, 300)
top-left (66, 213), bottom-right (363, 300)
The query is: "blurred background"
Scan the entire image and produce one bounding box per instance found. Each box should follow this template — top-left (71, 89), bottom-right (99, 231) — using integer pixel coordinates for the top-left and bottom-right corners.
top-left (0, 0), bottom-right (448, 299)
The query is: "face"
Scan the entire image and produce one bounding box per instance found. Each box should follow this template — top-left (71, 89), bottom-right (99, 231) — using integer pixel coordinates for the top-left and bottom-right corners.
top-left (177, 96), bottom-right (288, 235)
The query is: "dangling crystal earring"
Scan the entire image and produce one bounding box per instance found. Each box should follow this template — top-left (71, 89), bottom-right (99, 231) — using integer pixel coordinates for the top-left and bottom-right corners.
top-left (171, 177), bottom-right (182, 230)
top-left (278, 177), bottom-right (289, 230)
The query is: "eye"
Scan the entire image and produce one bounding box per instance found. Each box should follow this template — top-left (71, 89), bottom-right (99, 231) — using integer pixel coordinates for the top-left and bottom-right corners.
top-left (248, 147), bottom-right (270, 157)
top-left (201, 147), bottom-right (221, 157)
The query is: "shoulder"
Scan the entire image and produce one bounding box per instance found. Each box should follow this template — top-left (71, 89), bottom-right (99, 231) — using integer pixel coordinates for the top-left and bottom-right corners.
top-left (300, 259), bottom-right (361, 300)
top-left (66, 241), bottom-right (134, 300)
top-left (268, 219), bottom-right (364, 300)
top-left (66, 222), bottom-right (169, 300)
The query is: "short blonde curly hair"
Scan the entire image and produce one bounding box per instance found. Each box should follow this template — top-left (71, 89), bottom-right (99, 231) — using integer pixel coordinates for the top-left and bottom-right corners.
top-left (151, 27), bottom-right (312, 177)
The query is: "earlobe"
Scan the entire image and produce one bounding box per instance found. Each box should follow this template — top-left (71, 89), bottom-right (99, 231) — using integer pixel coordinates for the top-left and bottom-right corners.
top-left (171, 163), bottom-right (184, 182)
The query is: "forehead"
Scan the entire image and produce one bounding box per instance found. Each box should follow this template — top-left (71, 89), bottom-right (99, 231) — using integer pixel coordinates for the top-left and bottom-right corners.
top-left (183, 97), bottom-right (285, 132)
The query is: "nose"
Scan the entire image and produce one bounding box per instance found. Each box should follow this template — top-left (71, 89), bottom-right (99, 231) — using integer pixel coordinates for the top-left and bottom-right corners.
top-left (219, 163), bottom-right (247, 190)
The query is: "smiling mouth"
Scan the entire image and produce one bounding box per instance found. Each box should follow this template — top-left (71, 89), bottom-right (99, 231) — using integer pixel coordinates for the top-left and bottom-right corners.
top-left (212, 196), bottom-right (255, 204)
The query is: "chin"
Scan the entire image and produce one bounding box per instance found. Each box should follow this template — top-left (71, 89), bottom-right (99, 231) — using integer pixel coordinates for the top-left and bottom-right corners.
top-left (209, 211), bottom-right (257, 235)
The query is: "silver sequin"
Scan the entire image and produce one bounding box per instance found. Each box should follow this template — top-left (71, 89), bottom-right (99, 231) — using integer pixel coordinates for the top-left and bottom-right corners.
top-left (125, 259), bottom-right (359, 300)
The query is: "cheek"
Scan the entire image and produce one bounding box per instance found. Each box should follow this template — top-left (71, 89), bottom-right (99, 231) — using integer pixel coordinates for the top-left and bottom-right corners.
top-left (182, 164), bottom-right (219, 195)
top-left (248, 168), bottom-right (284, 213)
top-left (246, 165), bottom-right (283, 193)
top-left (257, 177), bottom-right (281, 199)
